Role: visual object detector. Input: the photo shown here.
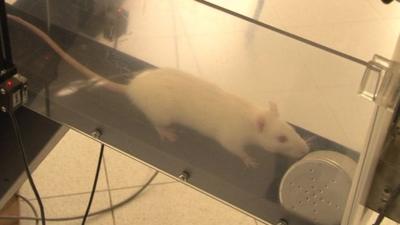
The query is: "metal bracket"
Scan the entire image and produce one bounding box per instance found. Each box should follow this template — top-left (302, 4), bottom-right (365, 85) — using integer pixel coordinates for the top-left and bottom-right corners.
top-left (359, 55), bottom-right (400, 110)
top-left (365, 117), bottom-right (400, 223)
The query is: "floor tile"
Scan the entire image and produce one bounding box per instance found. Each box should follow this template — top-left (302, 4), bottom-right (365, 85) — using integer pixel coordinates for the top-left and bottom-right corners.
top-left (176, 0), bottom-right (248, 36)
top-left (103, 147), bottom-right (176, 190)
top-left (117, 36), bottom-right (178, 68)
top-left (284, 19), bottom-right (400, 61)
top-left (183, 29), bottom-right (317, 95)
top-left (5, 0), bottom-right (17, 4)
top-left (111, 182), bottom-right (257, 225)
top-left (319, 86), bottom-right (376, 151)
top-left (121, 0), bottom-right (179, 38)
top-left (259, 90), bottom-right (351, 149)
top-left (367, 0), bottom-right (400, 19)
top-left (19, 191), bottom-right (114, 225)
top-left (269, 0), bottom-right (379, 27)
top-left (301, 47), bottom-right (365, 88)
top-left (19, 130), bottom-right (108, 199)
top-left (204, 0), bottom-right (284, 28)
top-left (175, 36), bottom-right (202, 74)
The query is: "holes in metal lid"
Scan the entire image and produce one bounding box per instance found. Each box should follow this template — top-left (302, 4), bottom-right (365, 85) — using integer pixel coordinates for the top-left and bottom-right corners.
top-left (383, 187), bottom-right (391, 194)
top-left (312, 201), bottom-right (317, 206)
top-left (279, 153), bottom-right (353, 225)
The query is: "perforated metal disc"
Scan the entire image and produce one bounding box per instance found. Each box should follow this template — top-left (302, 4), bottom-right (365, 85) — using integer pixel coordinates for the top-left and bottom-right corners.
top-left (279, 151), bottom-right (356, 225)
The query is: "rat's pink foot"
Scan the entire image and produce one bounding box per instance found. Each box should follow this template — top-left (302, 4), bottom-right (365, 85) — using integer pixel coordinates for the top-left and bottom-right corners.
top-left (243, 157), bottom-right (259, 168)
top-left (156, 127), bottom-right (178, 142)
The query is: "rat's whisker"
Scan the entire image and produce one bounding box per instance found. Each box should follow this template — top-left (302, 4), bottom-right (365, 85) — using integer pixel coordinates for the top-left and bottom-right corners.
top-left (306, 136), bottom-right (316, 142)
top-left (305, 136), bottom-right (317, 147)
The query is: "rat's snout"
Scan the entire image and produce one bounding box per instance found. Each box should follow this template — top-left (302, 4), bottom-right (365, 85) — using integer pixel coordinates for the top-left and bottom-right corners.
top-left (290, 140), bottom-right (310, 159)
top-left (300, 137), bottom-right (311, 153)
top-left (301, 142), bottom-right (311, 157)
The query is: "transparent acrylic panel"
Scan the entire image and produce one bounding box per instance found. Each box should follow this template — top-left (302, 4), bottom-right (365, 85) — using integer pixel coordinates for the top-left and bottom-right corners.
top-left (6, 0), bottom-right (378, 224)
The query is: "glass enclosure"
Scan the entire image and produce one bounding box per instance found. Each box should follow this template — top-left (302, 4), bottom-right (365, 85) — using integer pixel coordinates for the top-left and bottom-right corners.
top-left (5, 0), bottom-right (385, 224)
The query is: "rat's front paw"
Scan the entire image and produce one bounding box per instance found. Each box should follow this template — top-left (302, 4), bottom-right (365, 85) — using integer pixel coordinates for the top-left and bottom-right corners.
top-left (243, 157), bottom-right (259, 168)
top-left (156, 127), bottom-right (178, 142)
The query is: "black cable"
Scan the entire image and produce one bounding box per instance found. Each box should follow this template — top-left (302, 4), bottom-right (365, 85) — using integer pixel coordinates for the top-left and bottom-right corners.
top-left (81, 143), bottom-right (104, 225)
top-left (8, 111), bottom-right (46, 225)
top-left (16, 194), bottom-right (39, 225)
top-left (0, 0), bottom-right (14, 69)
top-left (44, 81), bottom-right (51, 117)
top-left (0, 171), bottom-right (159, 222)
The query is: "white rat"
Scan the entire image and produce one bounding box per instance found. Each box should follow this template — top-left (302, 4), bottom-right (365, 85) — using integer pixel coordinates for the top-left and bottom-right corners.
top-left (10, 15), bottom-right (310, 167)
top-left (128, 68), bottom-right (309, 167)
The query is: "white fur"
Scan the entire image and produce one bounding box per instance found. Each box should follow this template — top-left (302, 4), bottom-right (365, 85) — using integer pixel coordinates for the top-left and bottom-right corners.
top-left (128, 68), bottom-right (309, 167)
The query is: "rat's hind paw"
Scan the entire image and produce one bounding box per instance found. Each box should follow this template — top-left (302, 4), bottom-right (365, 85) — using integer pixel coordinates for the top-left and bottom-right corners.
top-left (156, 127), bottom-right (178, 142)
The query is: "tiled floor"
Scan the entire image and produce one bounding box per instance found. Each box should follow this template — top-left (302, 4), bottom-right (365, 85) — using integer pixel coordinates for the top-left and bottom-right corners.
top-left (207, 0), bottom-right (400, 60)
top-left (8, 0), bottom-right (400, 225)
top-left (18, 130), bottom-right (262, 225)
top-left (18, 130), bottom-right (400, 225)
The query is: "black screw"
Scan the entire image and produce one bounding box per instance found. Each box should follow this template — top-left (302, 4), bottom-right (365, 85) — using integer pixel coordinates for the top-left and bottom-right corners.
top-left (277, 219), bottom-right (288, 225)
top-left (383, 187), bottom-right (391, 194)
top-left (179, 170), bottom-right (191, 182)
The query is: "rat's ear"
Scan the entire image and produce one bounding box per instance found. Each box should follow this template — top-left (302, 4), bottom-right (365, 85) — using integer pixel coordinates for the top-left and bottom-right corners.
top-left (256, 114), bottom-right (266, 133)
top-left (269, 101), bottom-right (279, 117)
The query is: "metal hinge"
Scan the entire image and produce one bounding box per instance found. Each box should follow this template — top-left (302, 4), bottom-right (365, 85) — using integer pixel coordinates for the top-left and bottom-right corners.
top-left (359, 55), bottom-right (400, 110)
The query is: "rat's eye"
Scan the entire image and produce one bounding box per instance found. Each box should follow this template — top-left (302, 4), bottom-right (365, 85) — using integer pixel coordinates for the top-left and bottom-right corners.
top-left (277, 135), bottom-right (288, 143)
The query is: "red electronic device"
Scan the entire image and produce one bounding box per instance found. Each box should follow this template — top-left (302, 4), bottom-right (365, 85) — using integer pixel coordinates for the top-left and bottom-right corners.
top-left (0, 73), bottom-right (28, 113)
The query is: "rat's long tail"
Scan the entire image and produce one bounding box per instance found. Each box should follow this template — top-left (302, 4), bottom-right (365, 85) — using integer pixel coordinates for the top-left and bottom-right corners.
top-left (7, 14), bottom-right (127, 94)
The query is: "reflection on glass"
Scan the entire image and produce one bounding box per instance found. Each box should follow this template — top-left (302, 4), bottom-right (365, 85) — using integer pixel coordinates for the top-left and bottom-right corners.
top-left (7, 1), bottom-right (379, 224)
